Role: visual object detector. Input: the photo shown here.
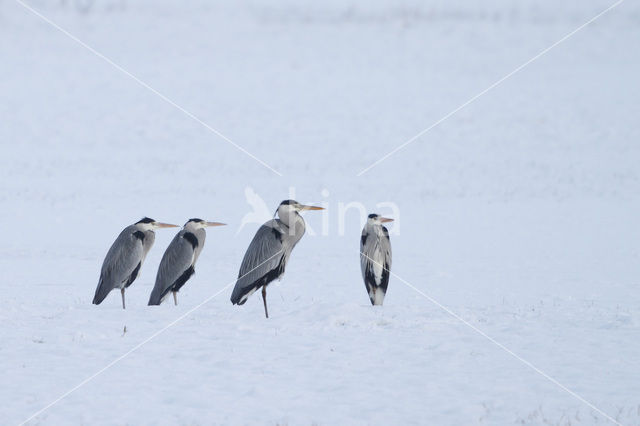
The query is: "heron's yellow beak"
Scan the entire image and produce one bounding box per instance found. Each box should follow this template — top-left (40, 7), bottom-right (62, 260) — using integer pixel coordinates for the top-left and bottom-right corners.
top-left (206, 221), bottom-right (227, 227)
top-left (300, 205), bottom-right (325, 211)
top-left (155, 222), bottom-right (179, 228)
top-left (380, 217), bottom-right (394, 223)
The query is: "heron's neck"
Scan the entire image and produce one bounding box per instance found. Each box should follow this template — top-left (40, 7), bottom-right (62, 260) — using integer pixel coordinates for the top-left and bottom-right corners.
top-left (366, 223), bottom-right (385, 237)
top-left (279, 210), bottom-right (301, 228)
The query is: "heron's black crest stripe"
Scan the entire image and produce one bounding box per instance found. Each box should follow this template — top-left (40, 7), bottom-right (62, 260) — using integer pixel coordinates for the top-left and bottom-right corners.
top-left (124, 262), bottom-right (142, 288)
top-left (183, 232), bottom-right (198, 249)
top-left (280, 199), bottom-right (297, 206)
top-left (133, 231), bottom-right (145, 241)
top-left (187, 218), bottom-right (203, 223)
top-left (136, 217), bottom-right (155, 224)
top-left (368, 213), bottom-right (378, 219)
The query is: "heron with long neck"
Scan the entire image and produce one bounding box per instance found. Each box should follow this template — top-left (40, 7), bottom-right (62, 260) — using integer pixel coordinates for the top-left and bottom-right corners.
top-left (230, 200), bottom-right (324, 318)
top-left (360, 214), bottom-right (393, 306)
top-left (148, 218), bottom-right (226, 306)
top-left (93, 217), bottom-right (178, 309)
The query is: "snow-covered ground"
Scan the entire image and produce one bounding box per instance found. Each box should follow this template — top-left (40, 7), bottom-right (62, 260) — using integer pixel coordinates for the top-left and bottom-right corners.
top-left (1, 0), bottom-right (640, 424)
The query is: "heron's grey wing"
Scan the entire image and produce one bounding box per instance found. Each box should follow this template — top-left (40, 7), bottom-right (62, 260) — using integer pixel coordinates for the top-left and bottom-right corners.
top-left (93, 227), bottom-right (144, 304)
top-left (148, 231), bottom-right (197, 305)
top-left (360, 226), bottom-right (392, 287)
top-left (230, 221), bottom-right (285, 305)
top-left (360, 228), bottom-right (369, 280)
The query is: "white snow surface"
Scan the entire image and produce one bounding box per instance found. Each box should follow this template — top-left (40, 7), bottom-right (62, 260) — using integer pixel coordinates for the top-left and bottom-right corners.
top-left (2, 0), bottom-right (640, 424)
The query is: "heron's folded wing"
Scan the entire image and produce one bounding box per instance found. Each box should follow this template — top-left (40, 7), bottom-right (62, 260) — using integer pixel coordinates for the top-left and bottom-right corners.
top-left (360, 227), bottom-right (392, 283)
top-left (231, 222), bottom-right (285, 303)
top-left (94, 228), bottom-right (144, 302)
top-left (360, 228), bottom-right (374, 281)
top-left (149, 232), bottom-right (195, 304)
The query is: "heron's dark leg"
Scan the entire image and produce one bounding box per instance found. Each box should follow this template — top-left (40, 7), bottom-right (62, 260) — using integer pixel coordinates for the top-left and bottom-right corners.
top-left (173, 291), bottom-right (178, 306)
top-left (121, 288), bottom-right (126, 310)
top-left (262, 286), bottom-right (269, 319)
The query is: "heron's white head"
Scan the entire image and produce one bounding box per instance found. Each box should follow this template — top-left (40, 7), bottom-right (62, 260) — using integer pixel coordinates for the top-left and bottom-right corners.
top-left (135, 217), bottom-right (179, 230)
top-left (184, 218), bottom-right (227, 229)
top-left (366, 213), bottom-right (394, 226)
top-left (275, 200), bottom-right (324, 227)
top-left (276, 200), bottom-right (324, 218)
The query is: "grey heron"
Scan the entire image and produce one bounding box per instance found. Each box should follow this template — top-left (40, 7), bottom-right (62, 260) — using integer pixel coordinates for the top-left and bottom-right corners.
top-left (360, 214), bottom-right (393, 306)
top-left (93, 217), bottom-right (178, 309)
top-left (148, 218), bottom-right (226, 306)
top-left (230, 200), bottom-right (324, 318)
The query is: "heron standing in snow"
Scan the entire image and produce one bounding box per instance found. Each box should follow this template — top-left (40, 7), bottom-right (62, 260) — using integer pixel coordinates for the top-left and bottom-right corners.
top-left (93, 217), bottom-right (178, 309)
top-left (230, 200), bottom-right (324, 318)
top-left (360, 214), bottom-right (393, 306)
top-left (148, 218), bottom-right (226, 306)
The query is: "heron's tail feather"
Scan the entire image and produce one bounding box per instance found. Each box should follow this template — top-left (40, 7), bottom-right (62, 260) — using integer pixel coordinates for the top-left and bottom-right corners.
top-left (230, 280), bottom-right (259, 305)
top-left (148, 283), bottom-right (172, 306)
top-left (368, 286), bottom-right (386, 306)
top-left (231, 256), bottom-right (285, 306)
top-left (230, 284), bottom-right (247, 305)
top-left (92, 279), bottom-right (111, 305)
top-left (147, 293), bottom-right (161, 306)
top-left (149, 267), bottom-right (195, 306)
top-left (147, 281), bottom-right (167, 306)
